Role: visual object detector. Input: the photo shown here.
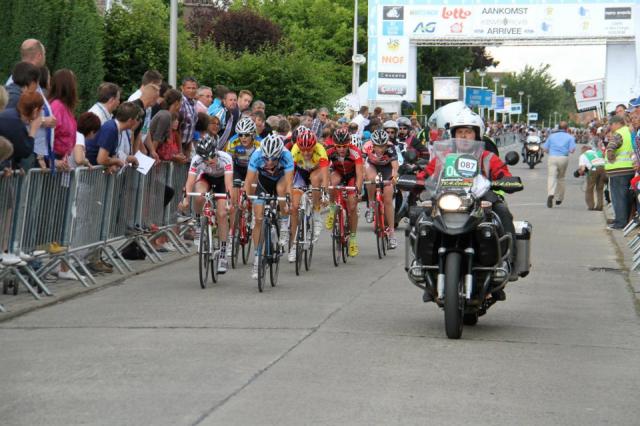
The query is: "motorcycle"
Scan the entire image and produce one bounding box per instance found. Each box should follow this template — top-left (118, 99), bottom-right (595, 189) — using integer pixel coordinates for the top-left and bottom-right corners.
top-left (399, 139), bottom-right (532, 339)
top-left (524, 135), bottom-right (542, 169)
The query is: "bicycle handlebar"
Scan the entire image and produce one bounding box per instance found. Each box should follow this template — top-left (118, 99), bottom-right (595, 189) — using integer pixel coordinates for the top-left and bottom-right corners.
top-left (248, 195), bottom-right (288, 202)
top-left (186, 192), bottom-right (228, 199)
top-left (328, 186), bottom-right (357, 191)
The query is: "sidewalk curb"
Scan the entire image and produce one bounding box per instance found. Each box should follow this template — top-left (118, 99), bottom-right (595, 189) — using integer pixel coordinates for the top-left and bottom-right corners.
top-left (603, 209), bottom-right (640, 313)
top-left (0, 252), bottom-right (196, 323)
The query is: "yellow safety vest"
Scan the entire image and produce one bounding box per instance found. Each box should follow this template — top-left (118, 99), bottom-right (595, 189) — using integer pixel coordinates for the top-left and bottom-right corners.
top-left (605, 126), bottom-right (634, 172)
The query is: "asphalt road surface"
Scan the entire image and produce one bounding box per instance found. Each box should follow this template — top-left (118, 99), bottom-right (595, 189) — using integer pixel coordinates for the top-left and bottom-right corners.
top-left (2, 147), bottom-right (640, 425)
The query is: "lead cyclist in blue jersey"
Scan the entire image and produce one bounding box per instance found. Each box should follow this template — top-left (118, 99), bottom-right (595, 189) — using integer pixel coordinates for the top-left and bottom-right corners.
top-left (244, 133), bottom-right (294, 279)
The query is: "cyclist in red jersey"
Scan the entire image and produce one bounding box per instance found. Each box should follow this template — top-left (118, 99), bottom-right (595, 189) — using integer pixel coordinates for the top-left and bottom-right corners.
top-left (325, 128), bottom-right (364, 256)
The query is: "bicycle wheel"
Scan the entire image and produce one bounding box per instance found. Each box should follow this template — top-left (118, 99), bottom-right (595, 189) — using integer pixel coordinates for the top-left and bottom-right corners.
top-left (332, 207), bottom-right (341, 267)
top-left (231, 209), bottom-right (241, 269)
top-left (295, 212), bottom-right (303, 276)
top-left (374, 202), bottom-right (384, 259)
top-left (257, 221), bottom-right (267, 292)
top-left (198, 219), bottom-right (210, 289)
top-left (341, 208), bottom-right (348, 263)
top-left (269, 219), bottom-right (279, 287)
top-left (304, 214), bottom-right (313, 271)
top-left (211, 232), bottom-right (219, 284)
top-left (378, 202), bottom-right (387, 257)
top-left (241, 211), bottom-right (252, 265)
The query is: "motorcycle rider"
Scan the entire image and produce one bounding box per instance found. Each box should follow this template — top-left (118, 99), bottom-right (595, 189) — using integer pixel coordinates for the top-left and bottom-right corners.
top-left (418, 109), bottom-right (519, 295)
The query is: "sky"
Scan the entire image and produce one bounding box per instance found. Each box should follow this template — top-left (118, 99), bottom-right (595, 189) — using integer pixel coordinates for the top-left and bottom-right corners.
top-left (487, 45), bottom-right (606, 85)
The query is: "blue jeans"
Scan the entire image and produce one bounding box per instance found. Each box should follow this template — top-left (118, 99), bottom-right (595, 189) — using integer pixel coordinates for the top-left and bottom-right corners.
top-left (609, 173), bottom-right (634, 228)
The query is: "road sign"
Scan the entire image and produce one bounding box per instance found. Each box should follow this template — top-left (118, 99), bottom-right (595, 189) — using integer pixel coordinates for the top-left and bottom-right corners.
top-left (528, 112), bottom-right (539, 121)
top-left (511, 103), bottom-right (522, 114)
top-left (465, 87), bottom-right (493, 108)
top-left (420, 90), bottom-right (431, 105)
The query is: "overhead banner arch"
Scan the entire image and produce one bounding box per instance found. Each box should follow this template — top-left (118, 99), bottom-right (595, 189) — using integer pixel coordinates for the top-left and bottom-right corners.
top-left (367, 0), bottom-right (638, 107)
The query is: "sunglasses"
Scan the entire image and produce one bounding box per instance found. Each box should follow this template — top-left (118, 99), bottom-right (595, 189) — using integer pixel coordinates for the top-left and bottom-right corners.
top-left (238, 133), bottom-right (252, 138)
top-left (264, 155), bottom-right (279, 162)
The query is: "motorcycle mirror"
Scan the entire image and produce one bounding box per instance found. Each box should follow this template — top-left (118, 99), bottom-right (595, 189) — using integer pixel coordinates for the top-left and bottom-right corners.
top-left (504, 151), bottom-right (520, 166)
top-left (403, 150), bottom-right (417, 163)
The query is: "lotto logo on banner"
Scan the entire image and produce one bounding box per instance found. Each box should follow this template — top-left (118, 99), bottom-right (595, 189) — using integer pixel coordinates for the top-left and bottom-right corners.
top-left (575, 80), bottom-right (604, 103)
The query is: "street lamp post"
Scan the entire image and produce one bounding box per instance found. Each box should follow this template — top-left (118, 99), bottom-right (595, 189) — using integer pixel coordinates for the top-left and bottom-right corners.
top-left (169, 0), bottom-right (178, 87)
top-left (526, 94), bottom-right (531, 126)
top-left (518, 91), bottom-right (524, 123)
top-left (493, 77), bottom-right (500, 122)
top-left (478, 71), bottom-right (486, 119)
top-left (462, 68), bottom-right (470, 104)
top-left (501, 84), bottom-right (507, 123)
top-left (554, 111), bottom-right (559, 128)
top-left (351, 0), bottom-right (359, 95)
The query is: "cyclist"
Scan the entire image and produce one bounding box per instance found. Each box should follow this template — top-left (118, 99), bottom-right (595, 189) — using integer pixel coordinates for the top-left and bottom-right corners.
top-left (245, 133), bottom-right (294, 279)
top-left (226, 117), bottom-right (261, 257)
top-left (288, 130), bottom-right (329, 262)
top-left (364, 129), bottom-right (400, 249)
top-left (325, 128), bottom-right (364, 256)
top-left (179, 135), bottom-right (234, 273)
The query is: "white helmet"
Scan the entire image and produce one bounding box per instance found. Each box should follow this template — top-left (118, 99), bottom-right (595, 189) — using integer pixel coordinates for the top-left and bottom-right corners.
top-left (448, 109), bottom-right (485, 141)
top-left (383, 120), bottom-right (399, 130)
top-left (261, 133), bottom-right (285, 158)
top-left (428, 101), bottom-right (469, 130)
top-left (396, 116), bottom-right (411, 128)
top-left (235, 117), bottom-right (256, 135)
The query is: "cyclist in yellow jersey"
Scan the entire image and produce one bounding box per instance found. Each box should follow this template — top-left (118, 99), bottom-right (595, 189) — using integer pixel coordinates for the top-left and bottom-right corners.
top-left (288, 130), bottom-right (329, 262)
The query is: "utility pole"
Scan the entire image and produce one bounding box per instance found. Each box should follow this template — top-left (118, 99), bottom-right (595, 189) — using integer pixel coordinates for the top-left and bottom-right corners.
top-left (493, 77), bottom-right (500, 122)
top-left (169, 0), bottom-right (178, 87)
top-left (518, 91), bottom-right (524, 123)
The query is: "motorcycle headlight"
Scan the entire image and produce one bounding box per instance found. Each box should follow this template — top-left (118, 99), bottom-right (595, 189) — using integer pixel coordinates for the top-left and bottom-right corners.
top-left (529, 145), bottom-right (539, 151)
top-left (438, 194), bottom-right (463, 211)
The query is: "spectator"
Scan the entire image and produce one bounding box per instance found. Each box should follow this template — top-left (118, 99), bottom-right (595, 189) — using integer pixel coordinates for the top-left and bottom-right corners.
top-left (208, 115), bottom-right (221, 140)
top-left (147, 88), bottom-right (186, 164)
top-left (311, 107), bottom-right (329, 138)
top-left (251, 100), bottom-right (266, 115)
top-left (0, 86), bottom-right (8, 111)
top-left (207, 84), bottom-right (229, 117)
top-left (0, 137), bottom-right (12, 162)
top-left (128, 70), bottom-right (162, 102)
top-left (215, 90), bottom-right (238, 150)
top-left (238, 89), bottom-right (253, 114)
top-left (0, 91), bottom-right (43, 167)
top-left (275, 117), bottom-right (290, 138)
top-left (605, 115), bottom-right (635, 229)
top-left (577, 144), bottom-right (606, 211)
top-left (179, 77), bottom-right (198, 153)
top-left (5, 62), bottom-right (40, 109)
top-left (131, 83), bottom-right (160, 158)
top-left (88, 82), bottom-right (121, 124)
top-left (542, 121), bottom-right (576, 208)
top-left (350, 105), bottom-right (369, 138)
top-left (85, 102), bottom-right (141, 170)
top-left (615, 104), bottom-right (627, 117)
top-left (151, 81), bottom-right (171, 119)
top-left (49, 69), bottom-right (79, 169)
top-left (69, 112), bottom-right (101, 169)
top-left (195, 85), bottom-right (212, 114)
top-left (251, 111), bottom-right (269, 139)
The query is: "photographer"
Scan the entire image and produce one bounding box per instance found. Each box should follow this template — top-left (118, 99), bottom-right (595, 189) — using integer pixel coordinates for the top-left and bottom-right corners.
top-left (576, 144), bottom-right (606, 211)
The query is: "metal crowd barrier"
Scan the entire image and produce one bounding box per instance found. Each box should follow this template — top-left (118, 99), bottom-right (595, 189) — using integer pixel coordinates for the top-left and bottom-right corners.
top-left (0, 162), bottom-right (193, 311)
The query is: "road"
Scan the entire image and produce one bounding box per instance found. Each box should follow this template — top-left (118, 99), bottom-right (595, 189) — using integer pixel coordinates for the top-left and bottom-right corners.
top-left (2, 147), bottom-right (640, 425)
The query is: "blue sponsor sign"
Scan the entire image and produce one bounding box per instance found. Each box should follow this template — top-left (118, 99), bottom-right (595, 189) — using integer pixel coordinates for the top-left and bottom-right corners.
top-left (495, 96), bottom-right (505, 112)
top-left (466, 88), bottom-right (493, 107)
top-left (383, 21), bottom-right (404, 36)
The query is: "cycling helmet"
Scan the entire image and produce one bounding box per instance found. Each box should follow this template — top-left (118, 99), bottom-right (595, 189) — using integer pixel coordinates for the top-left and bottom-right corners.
top-left (350, 134), bottom-right (363, 149)
top-left (448, 109), bottom-right (485, 141)
top-left (235, 117), bottom-right (256, 135)
top-left (195, 135), bottom-right (217, 159)
top-left (383, 120), bottom-right (399, 130)
top-left (397, 116), bottom-right (411, 129)
top-left (362, 130), bottom-right (371, 141)
top-left (291, 125), bottom-right (310, 141)
top-left (261, 133), bottom-right (285, 158)
top-left (371, 129), bottom-right (389, 146)
top-left (296, 130), bottom-right (317, 150)
top-left (333, 128), bottom-right (351, 146)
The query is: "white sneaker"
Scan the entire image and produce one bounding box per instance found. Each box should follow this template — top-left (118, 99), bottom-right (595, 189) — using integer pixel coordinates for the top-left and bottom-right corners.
top-left (251, 256), bottom-right (259, 280)
top-left (313, 215), bottom-right (323, 239)
top-left (226, 237), bottom-right (233, 258)
top-left (161, 242), bottom-right (177, 252)
top-left (365, 207), bottom-right (374, 223)
top-left (58, 270), bottom-right (79, 280)
top-left (388, 235), bottom-right (397, 250)
top-left (218, 257), bottom-right (228, 274)
top-left (279, 229), bottom-right (289, 249)
top-left (194, 226), bottom-right (201, 252)
top-left (288, 246), bottom-right (296, 263)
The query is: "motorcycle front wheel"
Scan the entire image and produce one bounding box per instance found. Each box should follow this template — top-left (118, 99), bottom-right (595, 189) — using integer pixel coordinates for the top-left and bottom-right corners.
top-left (444, 252), bottom-right (464, 339)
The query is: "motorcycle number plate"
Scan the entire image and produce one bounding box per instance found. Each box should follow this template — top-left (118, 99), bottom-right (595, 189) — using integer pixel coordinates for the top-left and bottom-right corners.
top-left (444, 154), bottom-right (478, 179)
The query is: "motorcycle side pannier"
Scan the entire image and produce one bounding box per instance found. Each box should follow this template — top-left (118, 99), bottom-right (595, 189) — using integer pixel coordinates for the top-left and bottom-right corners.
top-left (514, 221), bottom-right (532, 277)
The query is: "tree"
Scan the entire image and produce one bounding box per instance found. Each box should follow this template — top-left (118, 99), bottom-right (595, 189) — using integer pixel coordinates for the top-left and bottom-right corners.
top-left (103, 0), bottom-right (196, 96)
top-left (56, 0), bottom-right (105, 111)
top-left (186, 6), bottom-right (219, 45)
top-left (193, 44), bottom-right (343, 114)
top-left (211, 9), bottom-right (282, 53)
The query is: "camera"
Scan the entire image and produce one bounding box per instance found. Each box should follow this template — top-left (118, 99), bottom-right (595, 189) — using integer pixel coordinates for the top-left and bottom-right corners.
top-left (573, 168), bottom-right (582, 178)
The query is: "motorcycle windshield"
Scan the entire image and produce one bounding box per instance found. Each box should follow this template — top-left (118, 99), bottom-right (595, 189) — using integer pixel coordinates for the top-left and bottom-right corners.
top-left (426, 139), bottom-right (487, 196)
